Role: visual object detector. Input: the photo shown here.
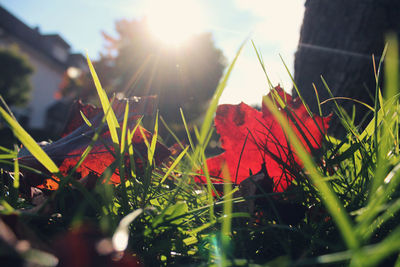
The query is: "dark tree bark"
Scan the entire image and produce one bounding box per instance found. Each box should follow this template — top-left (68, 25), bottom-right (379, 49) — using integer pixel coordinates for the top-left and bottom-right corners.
top-left (293, 0), bottom-right (400, 135)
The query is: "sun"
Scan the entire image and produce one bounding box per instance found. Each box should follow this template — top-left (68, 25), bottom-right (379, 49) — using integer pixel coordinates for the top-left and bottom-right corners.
top-left (144, 0), bottom-right (207, 46)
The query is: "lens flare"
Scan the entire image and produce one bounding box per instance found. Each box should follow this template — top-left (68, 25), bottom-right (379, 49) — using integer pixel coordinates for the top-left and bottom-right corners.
top-left (144, 0), bottom-right (207, 46)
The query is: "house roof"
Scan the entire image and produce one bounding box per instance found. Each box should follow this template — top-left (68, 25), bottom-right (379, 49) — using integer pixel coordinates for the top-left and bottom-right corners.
top-left (68, 53), bottom-right (87, 69)
top-left (0, 5), bottom-right (80, 68)
top-left (42, 34), bottom-right (71, 49)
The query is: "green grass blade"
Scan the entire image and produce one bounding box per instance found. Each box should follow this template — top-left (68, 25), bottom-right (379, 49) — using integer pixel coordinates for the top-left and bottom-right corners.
top-left (221, 164), bottom-right (233, 265)
top-left (357, 160), bottom-right (400, 231)
top-left (198, 40), bottom-right (246, 149)
top-left (180, 108), bottom-right (195, 152)
top-left (0, 96), bottom-right (17, 121)
top-left (160, 115), bottom-right (184, 149)
top-left (362, 198), bottom-right (400, 239)
top-left (80, 111), bottom-right (93, 127)
top-left (67, 112), bottom-right (108, 176)
top-left (251, 40), bottom-right (273, 89)
top-left (86, 53), bottom-right (119, 145)
top-left (0, 200), bottom-right (15, 214)
top-left (118, 101), bottom-right (130, 213)
top-left (351, 226), bottom-right (400, 267)
top-left (160, 146), bottom-right (189, 184)
top-left (148, 111), bottom-right (159, 164)
top-left (0, 155), bottom-right (17, 160)
top-left (120, 101), bottom-right (129, 153)
top-left (0, 145), bottom-right (16, 155)
top-left (13, 150), bottom-right (19, 189)
top-left (320, 97), bottom-right (374, 112)
top-left (279, 54), bottom-right (314, 117)
top-left (263, 95), bottom-right (359, 250)
top-left (127, 116), bottom-right (143, 179)
top-left (201, 151), bottom-right (216, 221)
top-left (384, 33), bottom-right (398, 103)
top-left (360, 107), bottom-right (384, 140)
top-left (139, 127), bottom-right (150, 154)
top-left (373, 46), bottom-right (387, 158)
top-left (0, 146), bottom-right (18, 160)
top-left (0, 106), bottom-right (59, 174)
top-left (128, 116), bottom-right (143, 141)
top-left (313, 83), bottom-right (323, 117)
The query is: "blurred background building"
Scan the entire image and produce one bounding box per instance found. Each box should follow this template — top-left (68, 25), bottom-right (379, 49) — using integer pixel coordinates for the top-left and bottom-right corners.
top-left (0, 5), bottom-right (87, 131)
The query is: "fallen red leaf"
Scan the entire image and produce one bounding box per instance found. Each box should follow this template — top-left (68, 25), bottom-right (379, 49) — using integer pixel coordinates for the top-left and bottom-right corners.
top-left (19, 96), bottom-right (170, 190)
top-left (203, 86), bottom-right (330, 192)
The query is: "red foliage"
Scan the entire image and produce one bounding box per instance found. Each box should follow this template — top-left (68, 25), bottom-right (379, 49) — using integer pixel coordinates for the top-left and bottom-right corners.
top-left (19, 96), bottom-right (170, 190)
top-left (203, 86), bottom-right (330, 192)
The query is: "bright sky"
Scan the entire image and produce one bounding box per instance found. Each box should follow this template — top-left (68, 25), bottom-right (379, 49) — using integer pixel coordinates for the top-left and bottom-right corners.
top-left (0, 0), bottom-right (305, 106)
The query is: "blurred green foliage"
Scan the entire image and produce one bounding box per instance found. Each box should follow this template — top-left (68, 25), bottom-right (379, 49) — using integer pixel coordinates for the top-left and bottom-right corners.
top-left (0, 46), bottom-right (33, 106)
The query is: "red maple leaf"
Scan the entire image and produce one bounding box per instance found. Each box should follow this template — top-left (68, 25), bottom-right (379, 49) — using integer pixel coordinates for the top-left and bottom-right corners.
top-left (203, 86), bottom-right (330, 192)
top-left (19, 96), bottom-right (170, 190)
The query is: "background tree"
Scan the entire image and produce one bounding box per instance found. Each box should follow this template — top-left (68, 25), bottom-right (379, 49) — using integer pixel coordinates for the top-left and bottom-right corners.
top-left (61, 18), bottom-right (225, 132)
top-left (0, 46), bottom-right (33, 106)
top-left (104, 19), bottom-right (225, 124)
top-left (293, 0), bottom-right (400, 135)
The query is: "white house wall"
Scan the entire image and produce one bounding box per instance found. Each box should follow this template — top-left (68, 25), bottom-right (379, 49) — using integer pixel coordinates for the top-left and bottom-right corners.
top-left (28, 54), bottom-right (64, 129)
top-left (0, 36), bottom-right (66, 129)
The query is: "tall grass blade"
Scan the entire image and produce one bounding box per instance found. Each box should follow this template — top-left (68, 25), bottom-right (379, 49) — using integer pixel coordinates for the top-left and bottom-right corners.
top-left (362, 198), bottom-right (400, 239)
top-left (351, 227), bottom-right (400, 267)
top-left (86, 53), bottom-right (120, 145)
top-left (263, 94), bottom-right (359, 250)
top-left (201, 151), bottom-right (216, 221)
top-left (148, 111), bottom-right (159, 164)
top-left (160, 115), bottom-right (184, 150)
top-left (384, 33), bottom-right (398, 102)
top-left (369, 35), bottom-right (399, 201)
top-left (221, 164), bottom-right (233, 266)
top-left (373, 45), bottom-right (387, 157)
top-left (127, 117), bottom-right (143, 179)
top-left (68, 112), bottom-right (108, 176)
top-left (320, 76), bottom-right (359, 137)
top-left (13, 148), bottom-right (19, 189)
top-left (313, 83), bottom-right (323, 117)
top-left (160, 146), bottom-right (189, 184)
top-left (0, 96), bottom-right (16, 121)
top-left (120, 101), bottom-right (129, 153)
top-left (198, 40), bottom-right (246, 149)
top-left (119, 100), bottom-right (130, 213)
top-left (0, 106), bottom-right (59, 174)
top-left (0, 146), bottom-right (17, 160)
top-left (180, 108), bottom-right (195, 152)
top-left (80, 111), bottom-right (93, 127)
top-left (279, 54), bottom-right (313, 117)
top-left (251, 41), bottom-right (273, 89)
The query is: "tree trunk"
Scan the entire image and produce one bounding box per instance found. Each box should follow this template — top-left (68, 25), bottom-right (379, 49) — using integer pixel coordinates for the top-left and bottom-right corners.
top-left (293, 0), bottom-right (400, 136)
